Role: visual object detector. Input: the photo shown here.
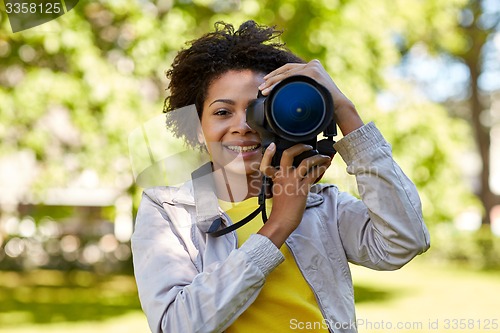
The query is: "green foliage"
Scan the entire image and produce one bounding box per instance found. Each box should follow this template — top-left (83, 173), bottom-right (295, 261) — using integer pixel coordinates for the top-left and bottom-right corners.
top-left (430, 225), bottom-right (500, 270)
top-left (0, 0), bottom-right (478, 226)
top-left (371, 79), bottom-right (481, 225)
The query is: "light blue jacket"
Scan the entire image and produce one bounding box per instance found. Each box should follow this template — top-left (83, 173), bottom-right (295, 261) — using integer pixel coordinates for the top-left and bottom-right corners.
top-left (131, 122), bottom-right (430, 333)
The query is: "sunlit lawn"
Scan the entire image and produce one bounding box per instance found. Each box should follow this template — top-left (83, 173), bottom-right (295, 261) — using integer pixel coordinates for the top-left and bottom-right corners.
top-left (0, 269), bottom-right (149, 332)
top-left (352, 256), bottom-right (500, 333)
top-left (0, 257), bottom-right (499, 333)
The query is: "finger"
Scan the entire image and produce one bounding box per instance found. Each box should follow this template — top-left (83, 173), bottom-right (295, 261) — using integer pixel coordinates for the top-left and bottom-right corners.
top-left (261, 67), bottom-right (300, 90)
top-left (296, 154), bottom-right (331, 179)
top-left (260, 83), bottom-right (277, 96)
top-left (260, 142), bottom-right (278, 177)
top-left (302, 159), bottom-right (331, 185)
top-left (263, 60), bottom-right (323, 82)
top-left (260, 59), bottom-right (331, 95)
top-left (260, 64), bottom-right (304, 95)
top-left (280, 144), bottom-right (314, 169)
top-left (263, 63), bottom-right (301, 80)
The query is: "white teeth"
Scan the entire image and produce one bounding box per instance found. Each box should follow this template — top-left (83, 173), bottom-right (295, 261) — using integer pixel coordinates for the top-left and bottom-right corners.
top-left (226, 144), bottom-right (260, 153)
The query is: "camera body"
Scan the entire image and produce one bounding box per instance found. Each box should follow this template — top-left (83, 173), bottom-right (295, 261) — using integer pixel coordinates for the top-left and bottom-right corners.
top-left (247, 75), bottom-right (337, 168)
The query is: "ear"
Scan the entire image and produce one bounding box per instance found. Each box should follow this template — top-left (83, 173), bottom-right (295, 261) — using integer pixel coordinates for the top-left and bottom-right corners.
top-left (197, 125), bottom-right (205, 145)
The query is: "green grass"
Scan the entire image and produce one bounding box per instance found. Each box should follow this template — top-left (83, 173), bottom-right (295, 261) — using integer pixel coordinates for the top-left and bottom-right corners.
top-left (0, 312), bottom-right (149, 333)
top-left (351, 257), bottom-right (500, 333)
top-left (0, 269), bottom-right (149, 332)
top-left (0, 258), bottom-right (499, 332)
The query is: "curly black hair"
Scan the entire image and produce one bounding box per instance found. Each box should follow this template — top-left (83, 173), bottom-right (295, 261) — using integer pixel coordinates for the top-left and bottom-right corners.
top-left (164, 20), bottom-right (304, 149)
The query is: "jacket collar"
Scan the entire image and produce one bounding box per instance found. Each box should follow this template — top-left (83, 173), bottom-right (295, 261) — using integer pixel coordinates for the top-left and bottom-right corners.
top-left (167, 181), bottom-right (329, 208)
top-left (162, 164), bottom-right (331, 233)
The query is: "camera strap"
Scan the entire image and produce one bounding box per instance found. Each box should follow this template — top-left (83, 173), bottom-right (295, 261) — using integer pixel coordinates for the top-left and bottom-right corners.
top-left (207, 203), bottom-right (264, 237)
top-left (191, 163), bottom-right (270, 237)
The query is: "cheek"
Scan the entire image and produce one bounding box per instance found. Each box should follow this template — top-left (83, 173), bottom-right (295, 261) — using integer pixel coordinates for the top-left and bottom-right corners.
top-left (200, 121), bottom-right (225, 159)
top-left (201, 119), bottom-right (226, 142)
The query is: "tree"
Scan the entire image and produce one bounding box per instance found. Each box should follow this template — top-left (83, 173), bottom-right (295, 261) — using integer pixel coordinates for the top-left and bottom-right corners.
top-left (455, 0), bottom-right (500, 225)
top-left (394, 0), bottom-right (500, 225)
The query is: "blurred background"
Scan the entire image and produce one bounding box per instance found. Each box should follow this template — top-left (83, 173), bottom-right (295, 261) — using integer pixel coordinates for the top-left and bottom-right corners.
top-left (0, 0), bottom-right (499, 332)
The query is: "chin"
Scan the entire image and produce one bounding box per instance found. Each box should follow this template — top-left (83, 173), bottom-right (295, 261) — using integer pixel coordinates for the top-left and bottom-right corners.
top-left (213, 157), bottom-right (260, 178)
top-left (225, 160), bottom-right (261, 176)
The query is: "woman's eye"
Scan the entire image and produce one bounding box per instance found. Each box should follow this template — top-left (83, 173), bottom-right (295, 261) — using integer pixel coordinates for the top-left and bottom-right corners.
top-left (214, 109), bottom-right (231, 116)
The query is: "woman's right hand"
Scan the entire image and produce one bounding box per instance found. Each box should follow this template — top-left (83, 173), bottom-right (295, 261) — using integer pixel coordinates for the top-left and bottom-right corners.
top-left (258, 142), bottom-right (331, 248)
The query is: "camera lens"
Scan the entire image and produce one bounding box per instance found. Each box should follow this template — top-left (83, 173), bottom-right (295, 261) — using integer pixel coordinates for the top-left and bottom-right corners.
top-left (270, 81), bottom-right (326, 140)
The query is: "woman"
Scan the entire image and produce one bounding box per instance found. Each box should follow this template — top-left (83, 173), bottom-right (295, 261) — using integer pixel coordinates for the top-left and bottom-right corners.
top-left (131, 20), bottom-right (430, 333)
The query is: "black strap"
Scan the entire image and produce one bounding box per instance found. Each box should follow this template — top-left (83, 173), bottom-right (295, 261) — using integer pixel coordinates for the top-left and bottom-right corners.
top-left (190, 162), bottom-right (267, 235)
top-left (207, 175), bottom-right (271, 237)
top-left (207, 204), bottom-right (264, 237)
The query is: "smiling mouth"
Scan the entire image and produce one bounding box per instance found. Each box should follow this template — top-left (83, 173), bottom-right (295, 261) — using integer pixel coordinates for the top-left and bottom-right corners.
top-left (225, 144), bottom-right (261, 153)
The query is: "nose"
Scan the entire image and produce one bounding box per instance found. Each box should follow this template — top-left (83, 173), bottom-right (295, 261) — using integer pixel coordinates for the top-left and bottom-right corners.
top-left (230, 110), bottom-right (256, 135)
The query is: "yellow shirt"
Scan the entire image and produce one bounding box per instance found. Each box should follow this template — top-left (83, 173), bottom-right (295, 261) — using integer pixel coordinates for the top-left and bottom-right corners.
top-left (220, 197), bottom-right (329, 333)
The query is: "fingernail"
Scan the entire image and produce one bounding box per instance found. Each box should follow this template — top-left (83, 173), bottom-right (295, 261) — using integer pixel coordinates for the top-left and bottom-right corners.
top-left (268, 142), bottom-right (276, 150)
top-left (258, 83), bottom-right (266, 90)
top-left (261, 87), bottom-right (270, 95)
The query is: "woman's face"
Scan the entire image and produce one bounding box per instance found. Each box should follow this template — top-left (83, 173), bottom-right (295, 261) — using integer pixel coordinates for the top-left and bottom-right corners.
top-left (200, 69), bottom-right (264, 176)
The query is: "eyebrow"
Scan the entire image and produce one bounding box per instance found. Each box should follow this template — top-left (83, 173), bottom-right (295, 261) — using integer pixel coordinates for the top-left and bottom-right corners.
top-left (209, 99), bottom-right (236, 107)
top-left (208, 98), bottom-right (259, 107)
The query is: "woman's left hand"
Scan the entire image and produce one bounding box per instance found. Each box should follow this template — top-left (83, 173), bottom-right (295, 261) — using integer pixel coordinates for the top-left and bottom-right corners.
top-left (258, 60), bottom-right (364, 136)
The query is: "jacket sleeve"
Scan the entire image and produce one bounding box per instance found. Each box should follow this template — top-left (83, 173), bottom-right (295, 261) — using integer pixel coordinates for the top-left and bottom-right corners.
top-left (131, 190), bottom-right (284, 333)
top-left (333, 122), bottom-right (430, 270)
